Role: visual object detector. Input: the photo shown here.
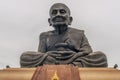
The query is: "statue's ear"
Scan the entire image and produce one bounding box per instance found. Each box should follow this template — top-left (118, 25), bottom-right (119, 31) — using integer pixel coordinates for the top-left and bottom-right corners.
top-left (69, 17), bottom-right (73, 25)
top-left (48, 18), bottom-right (52, 26)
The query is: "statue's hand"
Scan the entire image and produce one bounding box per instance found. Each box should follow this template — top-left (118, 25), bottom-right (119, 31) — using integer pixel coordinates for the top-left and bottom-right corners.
top-left (46, 51), bottom-right (75, 57)
top-left (55, 51), bottom-right (76, 60)
top-left (55, 43), bottom-right (68, 47)
top-left (57, 51), bottom-right (75, 55)
top-left (46, 51), bottom-right (62, 57)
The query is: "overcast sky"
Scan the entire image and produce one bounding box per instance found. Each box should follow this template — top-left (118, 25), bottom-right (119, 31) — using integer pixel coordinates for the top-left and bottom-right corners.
top-left (0, 0), bottom-right (120, 69)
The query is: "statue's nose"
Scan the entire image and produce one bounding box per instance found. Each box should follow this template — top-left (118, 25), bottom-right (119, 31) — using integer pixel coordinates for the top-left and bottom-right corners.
top-left (56, 10), bottom-right (61, 16)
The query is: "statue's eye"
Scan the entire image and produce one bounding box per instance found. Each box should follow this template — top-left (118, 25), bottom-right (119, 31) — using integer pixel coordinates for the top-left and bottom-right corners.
top-left (52, 10), bottom-right (57, 15)
top-left (60, 9), bottom-right (66, 14)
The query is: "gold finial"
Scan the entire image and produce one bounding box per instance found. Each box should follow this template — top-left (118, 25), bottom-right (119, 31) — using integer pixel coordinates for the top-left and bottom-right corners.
top-left (51, 71), bottom-right (59, 80)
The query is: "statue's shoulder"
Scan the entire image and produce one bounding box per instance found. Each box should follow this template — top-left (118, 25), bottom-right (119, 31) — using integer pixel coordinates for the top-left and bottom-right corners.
top-left (39, 30), bottom-right (54, 38)
top-left (68, 27), bottom-right (84, 34)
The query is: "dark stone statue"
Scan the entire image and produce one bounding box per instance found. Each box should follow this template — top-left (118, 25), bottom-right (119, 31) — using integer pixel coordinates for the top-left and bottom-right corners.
top-left (20, 3), bottom-right (108, 67)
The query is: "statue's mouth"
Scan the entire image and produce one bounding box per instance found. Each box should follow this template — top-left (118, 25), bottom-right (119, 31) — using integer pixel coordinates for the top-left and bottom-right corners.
top-left (52, 16), bottom-right (66, 22)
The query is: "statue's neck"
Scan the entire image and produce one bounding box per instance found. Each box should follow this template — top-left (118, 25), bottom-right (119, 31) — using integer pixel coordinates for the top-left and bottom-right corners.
top-left (54, 25), bottom-right (68, 35)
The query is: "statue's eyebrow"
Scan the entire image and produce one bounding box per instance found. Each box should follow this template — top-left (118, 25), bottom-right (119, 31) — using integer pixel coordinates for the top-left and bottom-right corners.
top-left (59, 9), bottom-right (66, 14)
top-left (51, 9), bottom-right (58, 14)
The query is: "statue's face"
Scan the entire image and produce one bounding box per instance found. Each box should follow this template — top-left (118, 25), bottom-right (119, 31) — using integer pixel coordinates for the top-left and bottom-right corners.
top-left (49, 3), bottom-right (72, 26)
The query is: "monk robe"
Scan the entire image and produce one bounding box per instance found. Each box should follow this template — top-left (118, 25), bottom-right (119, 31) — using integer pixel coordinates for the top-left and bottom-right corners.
top-left (20, 27), bottom-right (108, 67)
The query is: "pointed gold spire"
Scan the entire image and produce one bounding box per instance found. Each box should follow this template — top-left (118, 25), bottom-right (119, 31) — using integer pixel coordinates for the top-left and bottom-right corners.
top-left (51, 71), bottom-right (59, 80)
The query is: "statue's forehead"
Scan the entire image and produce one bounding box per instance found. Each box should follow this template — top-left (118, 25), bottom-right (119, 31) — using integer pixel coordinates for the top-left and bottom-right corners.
top-left (50, 4), bottom-right (68, 11)
top-left (50, 3), bottom-right (70, 15)
top-left (52, 4), bottom-right (67, 9)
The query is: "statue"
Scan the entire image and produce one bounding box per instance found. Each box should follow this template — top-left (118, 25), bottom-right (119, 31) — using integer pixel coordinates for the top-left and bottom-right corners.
top-left (20, 3), bottom-right (108, 67)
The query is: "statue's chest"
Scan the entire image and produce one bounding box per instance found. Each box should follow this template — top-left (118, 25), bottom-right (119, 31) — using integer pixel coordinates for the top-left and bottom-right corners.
top-left (46, 31), bottom-right (82, 51)
top-left (47, 34), bottom-right (67, 45)
top-left (46, 33), bottom-right (69, 50)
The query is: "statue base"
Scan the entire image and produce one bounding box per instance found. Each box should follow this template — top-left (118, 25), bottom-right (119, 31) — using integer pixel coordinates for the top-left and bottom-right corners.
top-left (0, 65), bottom-right (120, 80)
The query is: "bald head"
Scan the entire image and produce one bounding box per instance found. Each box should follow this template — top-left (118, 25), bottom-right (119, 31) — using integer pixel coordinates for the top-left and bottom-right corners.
top-left (49, 3), bottom-right (70, 16)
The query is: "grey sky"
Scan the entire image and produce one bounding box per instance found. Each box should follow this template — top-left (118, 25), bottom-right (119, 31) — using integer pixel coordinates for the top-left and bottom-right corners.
top-left (0, 0), bottom-right (120, 69)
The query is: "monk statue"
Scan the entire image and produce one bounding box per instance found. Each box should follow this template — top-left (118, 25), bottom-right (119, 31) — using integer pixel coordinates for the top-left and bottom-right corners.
top-left (20, 3), bottom-right (108, 67)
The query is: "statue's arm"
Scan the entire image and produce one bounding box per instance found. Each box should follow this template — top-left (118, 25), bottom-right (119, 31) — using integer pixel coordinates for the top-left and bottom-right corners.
top-left (79, 32), bottom-right (93, 54)
top-left (38, 33), bottom-right (47, 53)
